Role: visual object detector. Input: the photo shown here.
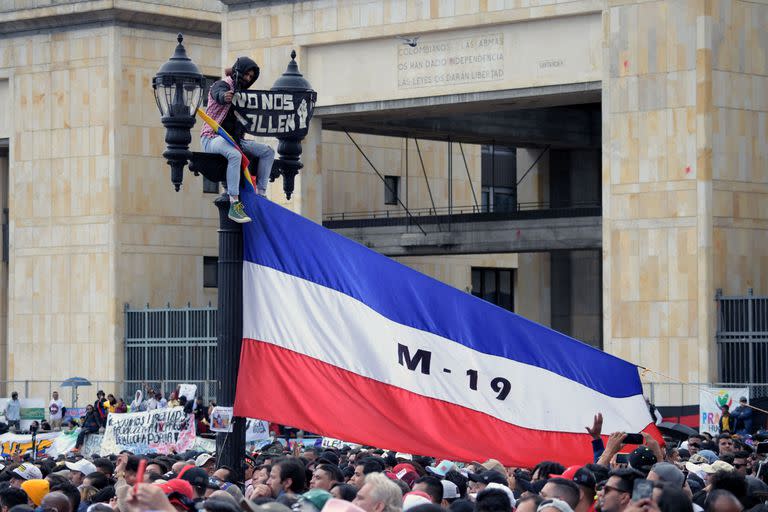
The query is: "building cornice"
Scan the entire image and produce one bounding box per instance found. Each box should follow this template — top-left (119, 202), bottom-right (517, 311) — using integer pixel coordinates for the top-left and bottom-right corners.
top-left (0, 1), bottom-right (221, 37)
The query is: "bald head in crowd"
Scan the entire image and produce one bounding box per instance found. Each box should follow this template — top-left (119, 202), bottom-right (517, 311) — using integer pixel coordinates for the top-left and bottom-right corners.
top-left (41, 492), bottom-right (72, 512)
top-left (706, 490), bottom-right (743, 512)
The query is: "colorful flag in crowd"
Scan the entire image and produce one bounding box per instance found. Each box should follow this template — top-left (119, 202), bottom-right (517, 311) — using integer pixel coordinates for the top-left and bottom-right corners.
top-left (234, 190), bottom-right (661, 466)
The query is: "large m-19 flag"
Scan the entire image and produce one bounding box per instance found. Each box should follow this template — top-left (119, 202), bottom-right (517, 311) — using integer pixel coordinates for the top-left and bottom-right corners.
top-left (234, 194), bottom-right (660, 467)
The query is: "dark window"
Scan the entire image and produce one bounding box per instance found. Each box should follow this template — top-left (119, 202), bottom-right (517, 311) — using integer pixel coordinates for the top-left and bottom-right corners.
top-left (471, 268), bottom-right (514, 311)
top-left (202, 177), bottom-right (219, 194)
top-left (384, 175), bottom-right (400, 205)
top-left (481, 145), bottom-right (517, 213)
top-left (203, 256), bottom-right (218, 288)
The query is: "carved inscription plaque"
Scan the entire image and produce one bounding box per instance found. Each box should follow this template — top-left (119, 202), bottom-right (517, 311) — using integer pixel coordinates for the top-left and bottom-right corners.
top-left (397, 33), bottom-right (505, 89)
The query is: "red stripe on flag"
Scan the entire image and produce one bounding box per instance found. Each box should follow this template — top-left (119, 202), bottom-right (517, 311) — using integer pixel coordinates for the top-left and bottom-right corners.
top-left (235, 339), bottom-right (662, 467)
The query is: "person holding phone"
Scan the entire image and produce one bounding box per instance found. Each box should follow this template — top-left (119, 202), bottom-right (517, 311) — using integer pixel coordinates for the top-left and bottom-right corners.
top-left (596, 468), bottom-right (644, 512)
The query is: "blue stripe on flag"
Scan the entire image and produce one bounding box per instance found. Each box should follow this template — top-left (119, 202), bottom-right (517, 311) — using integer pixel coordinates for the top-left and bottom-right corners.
top-left (242, 193), bottom-right (642, 398)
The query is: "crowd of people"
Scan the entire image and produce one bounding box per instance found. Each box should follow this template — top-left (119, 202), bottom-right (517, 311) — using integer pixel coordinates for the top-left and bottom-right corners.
top-left (0, 404), bottom-right (763, 512)
top-left (1, 388), bottom-right (216, 439)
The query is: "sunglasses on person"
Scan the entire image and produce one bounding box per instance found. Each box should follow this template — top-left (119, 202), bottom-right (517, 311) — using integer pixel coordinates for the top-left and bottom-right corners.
top-left (602, 485), bottom-right (630, 495)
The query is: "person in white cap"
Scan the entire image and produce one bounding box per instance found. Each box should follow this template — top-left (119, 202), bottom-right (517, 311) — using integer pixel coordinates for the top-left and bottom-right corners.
top-left (440, 480), bottom-right (460, 507)
top-left (9, 463), bottom-right (43, 488)
top-left (65, 459), bottom-right (97, 488)
top-left (402, 491), bottom-right (431, 511)
top-left (195, 453), bottom-right (216, 476)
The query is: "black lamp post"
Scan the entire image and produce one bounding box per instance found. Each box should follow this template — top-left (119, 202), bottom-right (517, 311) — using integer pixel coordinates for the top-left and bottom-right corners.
top-left (152, 37), bottom-right (316, 475)
top-left (152, 34), bottom-right (246, 473)
top-left (151, 34), bottom-right (206, 191)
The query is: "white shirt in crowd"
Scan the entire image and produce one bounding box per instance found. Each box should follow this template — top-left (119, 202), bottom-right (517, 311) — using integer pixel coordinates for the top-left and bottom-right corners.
top-left (49, 398), bottom-right (64, 420)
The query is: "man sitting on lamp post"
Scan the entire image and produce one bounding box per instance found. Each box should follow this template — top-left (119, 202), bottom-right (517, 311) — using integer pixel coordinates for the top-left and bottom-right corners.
top-left (201, 57), bottom-right (275, 224)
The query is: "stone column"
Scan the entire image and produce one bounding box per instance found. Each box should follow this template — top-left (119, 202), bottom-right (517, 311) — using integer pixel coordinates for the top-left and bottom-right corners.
top-left (603, 1), bottom-right (716, 403)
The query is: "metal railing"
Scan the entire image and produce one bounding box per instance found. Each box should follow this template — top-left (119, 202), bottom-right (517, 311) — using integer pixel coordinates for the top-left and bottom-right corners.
top-left (643, 381), bottom-right (768, 408)
top-left (716, 289), bottom-right (768, 397)
top-left (124, 304), bottom-right (218, 402)
top-left (323, 200), bottom-right (602, 222)
top-left (0, 380), bottom-right (218, 409)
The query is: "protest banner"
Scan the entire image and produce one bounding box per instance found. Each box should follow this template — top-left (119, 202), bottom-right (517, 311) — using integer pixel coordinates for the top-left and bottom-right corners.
top-left (232, 90), bottom-right (316, 138)
top-left (210, 407), bottom-right (233, 433)
top-left (700, 387), bottom-right (749, 435)
top-left (0, 431), bottom-right (59, 458)
top-left (275, 437), bottom-right (323, 448)
top-left (81, 434), bottom-right (104, 458)
top-left (194, 436), bottom-right (216, 454)
top-left (100, 406), bottom-right (195, 455)
top-left (47, 430), bottom-right (78, 458)
top-left (320, 437), bottom-right (346, 450)
top-left (245, 419), bottom-right (271, 443)
top-left (64, 408), bottom-right (87, 422)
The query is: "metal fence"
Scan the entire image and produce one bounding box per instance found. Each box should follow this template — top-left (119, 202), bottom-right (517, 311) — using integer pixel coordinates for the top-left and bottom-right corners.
top-left (124, 304), bottom-right (218, 403)
top-left (716, 289), bottom-right (768, 398)
top-left (643, 381), bottom-right (768, 408)
top-left (0, 379), bottom-right (216, 409)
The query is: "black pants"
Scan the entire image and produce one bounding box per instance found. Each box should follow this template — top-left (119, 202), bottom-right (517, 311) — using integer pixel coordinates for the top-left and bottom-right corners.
top-left (76, 427), bottom-right (99, 448)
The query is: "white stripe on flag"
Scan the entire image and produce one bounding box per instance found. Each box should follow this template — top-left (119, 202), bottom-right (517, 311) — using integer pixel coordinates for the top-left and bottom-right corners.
top-left (243, 262), bottom-right (651, 434)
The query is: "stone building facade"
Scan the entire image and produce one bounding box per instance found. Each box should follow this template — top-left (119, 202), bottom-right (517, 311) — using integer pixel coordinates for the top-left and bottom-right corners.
top-left (1, 0), bottom-right (766, 406)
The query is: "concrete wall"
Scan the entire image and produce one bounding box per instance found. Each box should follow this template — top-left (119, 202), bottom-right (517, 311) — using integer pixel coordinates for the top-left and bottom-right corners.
top-left (322, 131), bottom-right (481, 216)
top-left (395, 253), bottom-right (517, 293)
top-left (602, 0), bottom-right (768, 388)
top-left (0, 0), bottom-right (763, 397)
top-left (224, 0), bottom-right (604, 221)
top-left (0, 153), bottom-right (6, 383)
top-left (710, 1), bottom-right (768, 296)
top-left (0, 3), bottom-right (222, 385)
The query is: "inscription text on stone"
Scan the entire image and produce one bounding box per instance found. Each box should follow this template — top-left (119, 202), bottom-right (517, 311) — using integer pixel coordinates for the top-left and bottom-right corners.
top-left (397, 33), bottom-right (504, 89)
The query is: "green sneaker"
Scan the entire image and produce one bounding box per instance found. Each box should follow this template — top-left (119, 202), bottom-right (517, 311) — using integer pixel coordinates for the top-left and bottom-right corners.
top-left (228, 201), bottom-right (252, 224)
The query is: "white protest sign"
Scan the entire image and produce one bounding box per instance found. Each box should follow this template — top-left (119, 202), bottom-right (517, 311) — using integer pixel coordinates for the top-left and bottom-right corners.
top-left (245, 419), bottom-right (271, 442)
top-left (321, 437), bottom-right (345, 450)
top-left (699, 387), bottom-right (749, 436)
top-left (210, 407), bottom-right (233, 433)
top-left (178, 384), bottom-right (197, 402)
top-left (100, 406), bottom-right (196, 455)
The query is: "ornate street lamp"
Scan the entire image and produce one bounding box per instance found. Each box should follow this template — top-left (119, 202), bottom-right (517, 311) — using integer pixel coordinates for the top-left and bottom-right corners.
top-left (152, 34), bottom-right (206, 191)
top-left (151, 39), bottom-right (317, 475)
top-left (270, 50), bottom-right (317, 199)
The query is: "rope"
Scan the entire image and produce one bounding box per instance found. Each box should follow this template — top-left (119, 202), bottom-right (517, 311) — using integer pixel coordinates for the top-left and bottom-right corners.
top-left (414, 139), bottom-right (438, 215)
top-left (345, 132), bottom-right (427, 236)
top-left (516, 145), bottom-right (551, 187)
top-left (459, 143), bottom-right (479, 209)
top-left (638, 365), bottom-right (768, 416)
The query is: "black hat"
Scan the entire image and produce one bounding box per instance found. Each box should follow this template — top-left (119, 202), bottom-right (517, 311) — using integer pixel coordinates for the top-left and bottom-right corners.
top-left (316, 451), bottom-right (340, 466)
top-left (180, 467), bottom-right (219, 489)
top-left (551, 466), bottom-right (597, 490)
top-left (628, 447), bottom-right (656, 475)
top-left (572, 467), bottom-right (596, 490)
top-left (468, 470), bottom-right (507, 485)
